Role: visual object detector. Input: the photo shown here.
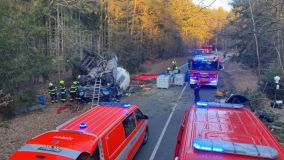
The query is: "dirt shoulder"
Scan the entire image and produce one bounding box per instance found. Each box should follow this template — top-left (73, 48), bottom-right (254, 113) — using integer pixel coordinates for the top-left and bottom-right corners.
top-left (222, 60), bottom-right (258, 91)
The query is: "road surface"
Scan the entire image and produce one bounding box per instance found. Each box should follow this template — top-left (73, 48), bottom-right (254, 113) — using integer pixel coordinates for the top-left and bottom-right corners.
top-left (124, 64), bottom-right (219, 160)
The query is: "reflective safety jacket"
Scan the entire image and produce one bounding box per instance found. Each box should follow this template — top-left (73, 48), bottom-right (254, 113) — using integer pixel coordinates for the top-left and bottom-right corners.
top-left (59, 85), bottom-right (66, 93)
top-left (48, 86), bottom-right (57, 95)
top-left (70, 84), bottom-right (77, 93)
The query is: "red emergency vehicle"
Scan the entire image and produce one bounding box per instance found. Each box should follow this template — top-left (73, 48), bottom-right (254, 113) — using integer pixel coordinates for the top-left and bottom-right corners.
top-left (174, 102), bottom-right (284, 160)
top-left (189, 54), bottom-right (221, 88)
top-left (202, 45), bottom-right (213, 53)
top-left (9, 102), bottom-right (149, 160)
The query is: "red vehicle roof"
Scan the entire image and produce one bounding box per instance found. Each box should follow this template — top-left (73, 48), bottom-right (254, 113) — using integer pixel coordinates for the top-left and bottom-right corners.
top-left (179, 105), bottom-right (284, 160)
top-left (10, 104), bottom-right (137, 160)
top-left (58, 105), bottom-right (136, 136)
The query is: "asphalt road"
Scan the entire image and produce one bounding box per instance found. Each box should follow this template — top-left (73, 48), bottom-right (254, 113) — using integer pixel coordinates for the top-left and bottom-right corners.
top-left (124, 64), bottom-right (218, 160)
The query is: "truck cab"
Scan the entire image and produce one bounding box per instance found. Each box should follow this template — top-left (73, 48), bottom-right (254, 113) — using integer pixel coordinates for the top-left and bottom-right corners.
top-left (174, 102), bottom-right (284, 160)
top-left (189, 54), bottom-right (221, 88)
top-left (9, 102), bottom-right (149, 160)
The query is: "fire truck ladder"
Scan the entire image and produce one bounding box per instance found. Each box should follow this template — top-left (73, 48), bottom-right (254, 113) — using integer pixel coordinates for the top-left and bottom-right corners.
top-left (91, 78), bottom-right (101, 107)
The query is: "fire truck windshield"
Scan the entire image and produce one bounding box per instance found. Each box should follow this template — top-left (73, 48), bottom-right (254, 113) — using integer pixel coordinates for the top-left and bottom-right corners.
top-left (191, 60), bottom-right (218, 71)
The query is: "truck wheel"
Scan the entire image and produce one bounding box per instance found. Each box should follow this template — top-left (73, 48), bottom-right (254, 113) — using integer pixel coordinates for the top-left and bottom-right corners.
top-left (142, 129), bottom-right (148, 145)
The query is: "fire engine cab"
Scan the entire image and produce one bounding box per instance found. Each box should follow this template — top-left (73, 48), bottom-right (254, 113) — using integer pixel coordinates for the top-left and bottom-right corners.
top-left (174, 102), bottom-right (284, 160)
top-left (9, 102), bottom-right (149, 160)
top-left (202, 45), bottom-right (213, 53)
top-left (189, 54), bottom-right (221, 88)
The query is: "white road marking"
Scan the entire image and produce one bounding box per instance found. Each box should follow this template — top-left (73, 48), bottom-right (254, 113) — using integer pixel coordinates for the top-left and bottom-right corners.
top-left (149, 83), bottom-right (188, 160)
top-left (180, 63), bottom-right (188, 68)
top-left (179, 63), bottom-right (188, 73)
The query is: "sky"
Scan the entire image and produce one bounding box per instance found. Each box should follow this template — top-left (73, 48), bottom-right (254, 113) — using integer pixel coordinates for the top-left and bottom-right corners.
top-left (193, 0), bottom-right (232, 11)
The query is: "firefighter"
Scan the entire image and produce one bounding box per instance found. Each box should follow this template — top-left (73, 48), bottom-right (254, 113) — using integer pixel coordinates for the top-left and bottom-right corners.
top-left (59, 80), bottom-right (67, 103)
top-left (167, 67), bottom-right (171, 74)
top-left (193, 81), bottom-right (201, 103)
top-left (175, 66), bottom-right (180, 74)
top-left (172, 59), bottom-right (177, 70)
top-left (48, 82), bottom-right (57, 103)
top-left (69, 81), bottom-right (78, 101)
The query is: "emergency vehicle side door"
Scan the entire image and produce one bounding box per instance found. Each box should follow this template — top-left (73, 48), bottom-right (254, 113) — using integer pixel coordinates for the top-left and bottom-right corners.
top-left (122, 113), bottom-right (138, 160)
top-left (131, 109), bottom-right (148, 155)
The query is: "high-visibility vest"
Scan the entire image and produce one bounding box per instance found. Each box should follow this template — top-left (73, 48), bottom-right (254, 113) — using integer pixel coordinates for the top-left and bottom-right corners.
top-left (70, 84), bottom-right (77, 93)
top-left (48, 86), bottom-right (57, 94)
top-left (59, 85), bottom-right (66, 93)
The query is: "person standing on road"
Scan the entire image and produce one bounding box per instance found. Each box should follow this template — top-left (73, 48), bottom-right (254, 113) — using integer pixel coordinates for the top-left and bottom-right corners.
top-left (167, 67), bottom-right (171, 74)
top-left (193, 81), bottom-right (201, 103)
top-left (59, 80), bottom-right (67, 103)
top-left (172, 59), bottom-right (177, 70)
top-left (48, 82), bottom-right (57, 103)
top-left (175, 66), bottom-right (180, 74)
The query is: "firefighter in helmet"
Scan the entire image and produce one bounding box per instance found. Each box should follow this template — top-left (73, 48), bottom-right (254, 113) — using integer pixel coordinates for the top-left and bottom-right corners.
top-left (59, 80), bottom-right (67, 103)
top-left (48, 82), bottom-right (57, 103)
top-left (175, 66), bottom-right (180, 74)
top-left (172, 59), bottom-right (177, 70)
top-left (167, 67), bottom-right (171, 74)
top-left (69, 81), bottom-right (78, 101)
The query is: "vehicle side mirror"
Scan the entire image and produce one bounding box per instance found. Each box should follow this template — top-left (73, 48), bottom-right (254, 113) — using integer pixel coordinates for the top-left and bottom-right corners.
top-left (144, 115), bottom-right (149, 119)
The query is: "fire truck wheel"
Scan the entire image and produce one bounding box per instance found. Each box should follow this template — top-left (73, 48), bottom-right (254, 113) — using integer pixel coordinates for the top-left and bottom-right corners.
top-left (142, 128), bottom-right (149, 145)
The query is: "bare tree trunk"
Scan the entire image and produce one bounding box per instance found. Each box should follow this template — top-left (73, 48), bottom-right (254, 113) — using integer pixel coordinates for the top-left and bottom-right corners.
top-left (61, 6), bottom-right (64, 78)
top-left (273, 36), bottom-right (283, 70)
top-left (249, 0), bottom-right (261, 77)
top-left (56, 4), bottom-right (60, 81)
top-left (130, 0), bottom-right (137, 36)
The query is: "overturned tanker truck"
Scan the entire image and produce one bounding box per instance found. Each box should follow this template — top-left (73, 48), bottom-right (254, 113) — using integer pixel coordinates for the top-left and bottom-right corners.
top-left (77, 50), bottom-right (130, 104)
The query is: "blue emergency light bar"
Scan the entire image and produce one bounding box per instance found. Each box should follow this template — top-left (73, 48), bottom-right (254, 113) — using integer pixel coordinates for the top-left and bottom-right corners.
top-left (196, 102), bottom-right (244, 109)
top-left (194, 55), bottom-right (205, 60)
top-left (193, 138), bottom-right (279, 159)
top-left (99, 102), bottom-right (131, 108)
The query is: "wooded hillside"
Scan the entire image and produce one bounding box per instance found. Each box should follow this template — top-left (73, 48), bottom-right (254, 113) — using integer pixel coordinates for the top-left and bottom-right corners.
top-left (228, 0), bottom-right (284, 99)
top-left (0, 0), bottom-right (228, 113)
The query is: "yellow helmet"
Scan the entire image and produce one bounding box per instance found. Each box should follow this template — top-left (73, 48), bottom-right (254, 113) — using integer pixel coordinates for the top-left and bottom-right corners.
top-left (49, 82), bottom-right (53, 86)
top-left (73, 81), bottom-right (77, 85)
top-left (59, 80), bottom-right (65, 84)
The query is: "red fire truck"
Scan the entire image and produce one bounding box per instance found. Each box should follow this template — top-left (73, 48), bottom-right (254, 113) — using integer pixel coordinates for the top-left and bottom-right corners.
top-left (189, 54), bottom-right (221, 88)
top-left (174, 102), bottom-right (284, 160)
top-left (202, 45), bottom-right (214, 53)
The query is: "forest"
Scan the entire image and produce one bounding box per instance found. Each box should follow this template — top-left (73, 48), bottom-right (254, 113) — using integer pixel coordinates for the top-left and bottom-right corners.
top-left (0, 0), bottom-right (228, 113)
top-left (228, 0), bottom-right (284, 100)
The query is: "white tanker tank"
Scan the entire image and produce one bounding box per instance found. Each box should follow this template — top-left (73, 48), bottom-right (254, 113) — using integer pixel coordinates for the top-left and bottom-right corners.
top-left (116, 67), bottom-right (130, 91)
